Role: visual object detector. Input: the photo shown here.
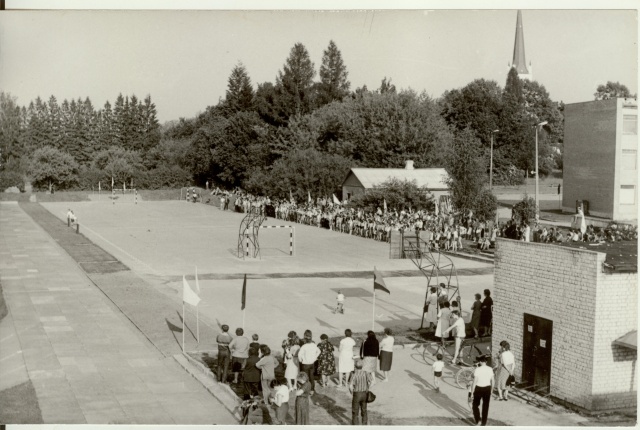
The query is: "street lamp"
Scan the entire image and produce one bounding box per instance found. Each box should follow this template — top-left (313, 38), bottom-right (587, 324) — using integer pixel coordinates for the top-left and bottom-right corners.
top-left (533, 121), bottom-right (548, 220)
top-left (489, 129), bottom-right (499, 191)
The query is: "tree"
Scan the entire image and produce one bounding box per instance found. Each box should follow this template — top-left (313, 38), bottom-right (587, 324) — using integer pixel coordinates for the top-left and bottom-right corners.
top-left (28, 146), bottom-right (79, 191)
top-left (254, 82), bottom-right (283, 127)
top-left (511, 195), bottom-right (537, 225)
top-left (90, 146), bottom-right (144, 186)
top-left (504, 68), bottom-right (524, 105)
top-left (0, 92), bottom-right (23, 167)
top-left (347, 178), bottom-right (434, 213)
top-left (274, 43), bottom-right (316, 121)
top-left (223, 63), bottom-right (255, 115)
top-left (444, 128), bottom-right (496, 220)
top-left (594, 81), bottom-right (635, 100)
top-left (378, 77), bottom-right (396, 94)
top-left (316, 40), bottom-right (350, 107)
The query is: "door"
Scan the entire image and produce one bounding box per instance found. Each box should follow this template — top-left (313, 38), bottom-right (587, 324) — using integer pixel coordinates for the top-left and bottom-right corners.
top-left (522, 313), bottom-right (553, 394)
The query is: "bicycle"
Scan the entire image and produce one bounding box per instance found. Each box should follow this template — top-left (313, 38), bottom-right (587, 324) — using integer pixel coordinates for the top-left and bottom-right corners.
top-left (455, 345), bottom-right (496, 391)
top-left (423, 338), bottom-right (487, 367)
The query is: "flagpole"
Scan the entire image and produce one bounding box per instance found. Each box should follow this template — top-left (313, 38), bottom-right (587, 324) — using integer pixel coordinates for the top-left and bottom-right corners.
top-left (372, 291), bottom-right (376, 331)
top-left (195, 267), bottom-right (200, 344)
top-left (242, 308), bottom-right (246, 331)
top-left (182, 302), bottom-right (185, 353)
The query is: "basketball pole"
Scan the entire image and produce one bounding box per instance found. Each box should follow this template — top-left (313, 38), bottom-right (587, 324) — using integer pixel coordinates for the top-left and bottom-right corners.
top-left (182, 301), bottom-right (185, 353)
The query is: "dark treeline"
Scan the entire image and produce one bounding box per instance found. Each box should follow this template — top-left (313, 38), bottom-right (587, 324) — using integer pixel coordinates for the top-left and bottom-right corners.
top-left (0, 40), bottom-right (564, 215)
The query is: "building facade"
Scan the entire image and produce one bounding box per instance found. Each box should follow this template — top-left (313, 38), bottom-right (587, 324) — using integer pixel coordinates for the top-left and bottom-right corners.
top-left (493, 238), bottom-right (637, 412)
top-left (563, 98), bottom-right (638, 220)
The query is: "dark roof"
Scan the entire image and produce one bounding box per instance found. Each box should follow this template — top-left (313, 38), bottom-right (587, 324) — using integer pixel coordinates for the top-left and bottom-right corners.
top-left (555, 239), bottom-right (638, 273)
top-left (512, 10), bottom-right (529, 75)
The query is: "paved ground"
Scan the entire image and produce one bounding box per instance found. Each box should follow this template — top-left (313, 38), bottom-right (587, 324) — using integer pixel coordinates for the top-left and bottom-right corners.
top-left (0, 202), bottom-right (235, 424)
top-left (0, 199), bottom-right (626, 426)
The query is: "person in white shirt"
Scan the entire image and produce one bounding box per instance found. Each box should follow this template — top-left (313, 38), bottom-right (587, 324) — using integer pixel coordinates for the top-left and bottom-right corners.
top-left (471, 355), bottom-right (495, 426)
top-left (269, 379), bottom-right (290, 425)
top-left (496, 341), bottom-right (515, 401)
top-left (378, 327), bottom-right (394, 382)
top-left (443, 311), bottom-right (466, 364)
top-left (297, 338), bottom-right (320, 394)
top-left (338, 329), bottom-right (357, 387)
top-left (432, 353), bottom-right (445, 392)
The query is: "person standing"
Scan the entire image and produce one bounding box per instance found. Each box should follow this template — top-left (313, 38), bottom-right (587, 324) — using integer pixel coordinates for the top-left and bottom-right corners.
top-left (360, 331), bottom-right (379, 386)
top-left (338, 329), bottom-right (356, 387)
top-left (256, 345), bottom-right (278, 403)
top-left (471, 354), bottom-right (495, 426)
top-left (295, 372), bottom-right (312, 425)
top-left (479, 289), bottom-right (493, 337)
top-left (298, 338), bottom-right (320, 395)
top-left (349, 360), bottom-right (373, 425)
top-left (216, 324), bottom-right (233, 384)
top-left (242, 347), bottom-right (261, 398)
top-left (378, 328), bottom-right (394, 382)
top-left (443, 310), bottom-right (466, 364)
top-left (270, 379), bottom-right (290, 425)
top-left (229, 327), bottom-right (250, 384)
top-left (435, 301), bottom-right (452, 343)
top-left (425, 287), bottom-right (438, 330)
top-left (317, 334), bottom-right (336, 388)
top-left (470, 293), bottom-right (482, 339)
top-left (496, 341), bottom-right (515, 401)
top-left (432, 353), bottom-right (445, 392)
top-left (335, 290), bottom-right (345, 314)
top-left (283, 339), bottom-right (301, 391)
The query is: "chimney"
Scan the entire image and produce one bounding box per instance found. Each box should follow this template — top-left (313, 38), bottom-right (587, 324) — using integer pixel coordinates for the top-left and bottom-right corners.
top-left (405, 160), bottom-right (415, 170)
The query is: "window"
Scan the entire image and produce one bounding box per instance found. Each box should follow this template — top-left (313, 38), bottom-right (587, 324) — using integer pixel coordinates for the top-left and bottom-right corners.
top-left (622, 149), bottom-right (637, 170)
top-left (623, 115), bottom-right (637, 135)
top-left (620, 185), bottom-right (636, 205)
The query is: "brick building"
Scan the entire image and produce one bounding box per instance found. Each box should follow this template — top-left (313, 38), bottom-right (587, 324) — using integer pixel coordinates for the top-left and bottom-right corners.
top-left (562, 98), bottom-right (638, 220)
top-left (493, 238), bottom-right (637, 411)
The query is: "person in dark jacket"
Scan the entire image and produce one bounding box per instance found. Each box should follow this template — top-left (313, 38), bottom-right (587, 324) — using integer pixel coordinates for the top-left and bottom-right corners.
top-left (360, 330), bottom-right (379, 386)
top-left (242, 347), bottom-right (261, 398)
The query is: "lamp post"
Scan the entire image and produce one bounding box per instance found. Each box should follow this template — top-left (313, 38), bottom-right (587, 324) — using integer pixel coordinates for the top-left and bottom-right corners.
top-left (533, 121), bottom-right (548, 220)
top-left (489, 129), bottom-right (499, 191)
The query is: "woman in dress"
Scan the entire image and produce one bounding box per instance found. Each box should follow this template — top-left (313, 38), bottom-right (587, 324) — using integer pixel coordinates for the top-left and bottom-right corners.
top-left (470, 293), bottom-right (482, 338)
top-left (338, 329), bottom-right (356, 387)
top-left (283, 338), bottom-right (300, 391)
top-left (425, 287), bottom-right (438, 330)
top-left (496, 341), bottom-right (516, 401)
top-left (435, 301), bottom-right (452, 343)
top-left (360, 330), bottom-right (379, 386)
top-left (378, 328), bottom-right (394, 382)
top-left (316, 334), bottom-right (336, 387)
top-left (295, 372), bottom-right (312, 425)
top-left (479, 289), bottom-right (493, 337)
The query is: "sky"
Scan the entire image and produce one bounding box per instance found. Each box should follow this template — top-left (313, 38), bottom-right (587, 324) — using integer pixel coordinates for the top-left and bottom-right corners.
top-left (0, 4), bottom-right (637, 123)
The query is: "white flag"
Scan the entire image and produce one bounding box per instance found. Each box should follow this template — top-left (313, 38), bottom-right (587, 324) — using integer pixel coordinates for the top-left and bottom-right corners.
top-left (333, 194), bottom-right (340, 205)
top-left (195, 267), bottom-right (201, 295)
top-left (183, 275), bottom-right (201, 306)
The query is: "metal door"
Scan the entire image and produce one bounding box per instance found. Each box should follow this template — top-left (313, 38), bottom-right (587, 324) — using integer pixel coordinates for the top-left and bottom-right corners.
top-left (522, 313), bottom-right (553, 394)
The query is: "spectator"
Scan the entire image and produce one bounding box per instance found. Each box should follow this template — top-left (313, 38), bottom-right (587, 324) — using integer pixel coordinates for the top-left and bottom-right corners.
top-left (270, 379), bottom-right (289, 425)
top-left (242, 347), bottom-right (261, 398)
top-left (360, 330), bottom-right (379, 386)
top-left (229, 327), bottom-right (250, 384)
top-left (378, 328), bottom-right (394, 382)
top-left (216, 324), bottom-right (232, 384)
top-left (435, 301), bottom-right (452, 343)
top-left (432, 353), bottom-right (445, 392)
top-left (425, 286), bottom-right (438, 331)
top-left (298, 338), bottom-right (320, 395)
top-left (250, 333), bottom-right (260, 351)
top-left (256, 345), bottom-right (278, 403)
top-left (349, 360), bottom-right (373, 425)
top-left (496, 341), bottom-right (515, 401)
top-left (443, 310), bottom-right (466, 364)
top-left (479, 289), bottom-right (493, 337)
top-left (295, 372), bottom-right (312, 425)
top-left (338, 329), bottom-right (357, 387)
top-left (317, 334), bottom-right (337, 388)
top-left (470, 293), bottom-right (482, 338)
top-left (283, 338), bottom-right (301, 391)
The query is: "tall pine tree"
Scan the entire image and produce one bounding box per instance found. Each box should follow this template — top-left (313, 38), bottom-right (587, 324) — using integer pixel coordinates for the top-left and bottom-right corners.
top-left (275, 43), bottom-right (316, 122)
top-left (316, 40), bottom-right (350, 107)
top-left (223, 63), bottom-right (255, 116)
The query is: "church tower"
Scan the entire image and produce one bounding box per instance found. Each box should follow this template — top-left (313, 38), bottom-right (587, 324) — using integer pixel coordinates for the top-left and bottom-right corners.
top-left (509, 10), bottom-right (533, 81)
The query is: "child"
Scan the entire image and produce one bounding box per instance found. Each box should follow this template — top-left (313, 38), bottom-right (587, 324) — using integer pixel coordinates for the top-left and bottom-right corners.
top-left (432, 353), bottom-right (444, 392)
top-left (335, 290), bottom-right (345, 314)
top-left (250, 334), bottom-right (260, 351)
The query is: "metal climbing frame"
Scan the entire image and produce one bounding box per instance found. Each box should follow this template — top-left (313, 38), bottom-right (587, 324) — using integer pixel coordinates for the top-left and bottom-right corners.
top-left (236, 206), bottom-right (267, 259)
top-left (400, 232), bottom-right (460, 329)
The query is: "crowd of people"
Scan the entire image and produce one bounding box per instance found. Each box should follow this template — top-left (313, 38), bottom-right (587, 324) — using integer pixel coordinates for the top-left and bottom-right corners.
top-left (216, 323), bottom-right (395, 425)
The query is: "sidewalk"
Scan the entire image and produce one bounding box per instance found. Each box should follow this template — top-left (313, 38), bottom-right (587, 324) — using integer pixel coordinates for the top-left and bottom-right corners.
top-left (0, 202), bottom-right (236, 424)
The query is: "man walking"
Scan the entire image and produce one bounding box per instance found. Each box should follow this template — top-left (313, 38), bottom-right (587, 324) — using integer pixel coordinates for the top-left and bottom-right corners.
top-left (216, 324), bottom-right (233, 384)
top-left (349, 360), bottom-right (373, 425)
top-left (470, 355), bottom-right (495, 426)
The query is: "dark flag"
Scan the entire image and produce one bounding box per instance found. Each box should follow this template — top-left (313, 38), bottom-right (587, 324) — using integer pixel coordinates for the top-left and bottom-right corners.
top-left (241, 274), bottom-right (247, 310)
top-left (373, 268), bottom-right (390, 294)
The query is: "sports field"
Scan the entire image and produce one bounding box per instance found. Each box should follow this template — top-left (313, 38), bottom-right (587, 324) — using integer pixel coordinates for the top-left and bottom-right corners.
top-left (41, 199), bottom-right (494, 350)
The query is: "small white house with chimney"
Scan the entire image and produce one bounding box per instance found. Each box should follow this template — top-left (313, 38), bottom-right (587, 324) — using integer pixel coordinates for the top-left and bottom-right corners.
top-left (341, 160), bottom-right (450, 201)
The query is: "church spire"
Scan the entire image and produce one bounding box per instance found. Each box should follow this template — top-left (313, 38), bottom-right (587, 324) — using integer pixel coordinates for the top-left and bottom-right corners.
top-left (511, 10), bottom-right (532, 80)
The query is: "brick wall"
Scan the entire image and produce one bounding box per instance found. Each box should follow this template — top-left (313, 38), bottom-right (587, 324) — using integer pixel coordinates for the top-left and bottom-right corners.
top-left (494, 238), bottom-right (637, 411)
top-left (563, 99), bottom-right (617, 218)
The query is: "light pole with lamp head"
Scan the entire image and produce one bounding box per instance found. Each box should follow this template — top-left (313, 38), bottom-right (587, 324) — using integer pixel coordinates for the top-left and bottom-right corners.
top-left (533, 121), bottom-right (548, 221)
top-left (490, 129), bottom-right (499, 191)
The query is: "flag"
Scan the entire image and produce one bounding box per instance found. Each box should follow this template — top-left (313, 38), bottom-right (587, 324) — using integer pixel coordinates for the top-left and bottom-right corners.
top-left (111, 176), bottom-right (114, 188)
top-left (308, 191), bottom-right (312, 204)
top-left (241, 274), bottom-right (247, 310)
top-left (383, 199), bottom-right (387, 214)
top-left (123, 181), bottom-right (126, 191)
top-left (373, 268), bottom-right (390, 294)
top-left (182, 275), bottom-right (201, 306)
top-left (333, 194), bottom-right (340, 205)
top-left (98, 181), bottom-right (101, 192)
